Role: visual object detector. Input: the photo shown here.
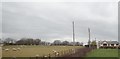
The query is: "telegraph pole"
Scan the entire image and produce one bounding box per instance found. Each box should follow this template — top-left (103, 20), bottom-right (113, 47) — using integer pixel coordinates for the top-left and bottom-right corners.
top-left (72, 21), bottom-right (75, 46)
top-left (88, 28), bottom-right (91, 48)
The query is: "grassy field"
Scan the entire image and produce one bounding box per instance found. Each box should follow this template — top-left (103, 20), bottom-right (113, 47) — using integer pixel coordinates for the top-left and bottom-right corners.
top-left (86, 49), bottom-right (118, 57)
top-left (2, 45), bottom-right (82, 57)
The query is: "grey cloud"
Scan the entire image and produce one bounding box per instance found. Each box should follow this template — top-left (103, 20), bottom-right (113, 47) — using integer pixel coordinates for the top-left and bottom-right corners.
top-left (0, 2), bottom-right (2, 38)
top-left (2, 2), bottom-right (118, 42)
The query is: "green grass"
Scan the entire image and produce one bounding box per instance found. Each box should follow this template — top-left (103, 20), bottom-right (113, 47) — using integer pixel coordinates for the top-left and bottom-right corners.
top-left (2, 45), bottom-right (82, 57)
top-left (86, 49), bottom-right (118, 57)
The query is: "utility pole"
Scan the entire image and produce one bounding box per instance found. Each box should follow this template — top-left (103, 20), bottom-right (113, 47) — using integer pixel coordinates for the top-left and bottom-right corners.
top-left (72, 21), bottom-right (75, 46)
top-left (96, 38), bottom-right (99, 49)
top-left (88, 28), bottom-right (91, 48)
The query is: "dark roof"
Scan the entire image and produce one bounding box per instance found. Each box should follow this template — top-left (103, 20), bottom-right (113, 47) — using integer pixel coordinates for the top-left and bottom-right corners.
top-left (99, 41), bottom-right (119, 44)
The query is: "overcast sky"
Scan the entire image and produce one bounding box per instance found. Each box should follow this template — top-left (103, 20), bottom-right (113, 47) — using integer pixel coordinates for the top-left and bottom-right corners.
top-left (0, 2), bottom-right (2, 39)
top-left (1, 2), bottom-right (118, 43)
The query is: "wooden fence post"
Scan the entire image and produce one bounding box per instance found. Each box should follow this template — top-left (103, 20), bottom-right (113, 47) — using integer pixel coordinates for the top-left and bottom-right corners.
top-left (48, 53), bottom-right (51, 59)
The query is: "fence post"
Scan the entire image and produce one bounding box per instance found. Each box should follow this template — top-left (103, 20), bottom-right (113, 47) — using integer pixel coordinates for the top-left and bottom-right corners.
top-left (48, 53), bottom-right (51, 59)
top-left (42, 55), bottom-right (45, 59)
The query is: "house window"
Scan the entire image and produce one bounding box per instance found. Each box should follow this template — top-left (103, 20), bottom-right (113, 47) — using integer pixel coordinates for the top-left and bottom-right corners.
top-left (103, 44), bottom-right (107, 46)
top-left (111, 44), bottom-right (114, 46)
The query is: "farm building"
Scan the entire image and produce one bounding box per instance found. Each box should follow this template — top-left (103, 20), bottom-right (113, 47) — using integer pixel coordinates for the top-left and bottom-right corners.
top-left (98, 41), bottom-right (119, 48)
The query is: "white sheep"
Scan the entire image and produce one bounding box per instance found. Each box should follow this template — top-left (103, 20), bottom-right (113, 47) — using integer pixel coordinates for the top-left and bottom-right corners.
top-left (17, 48), bottom-right (21, 51)
top-left (35, 54), bottom-right (39, 57)
top-left (52, 50), bottom-right (57, 53)
top-left (12, 48), bottom-right (17, 51)
top-left (5, 48), bottom-right (9, 51)
top-left (44, 56), bottom-right (47, 57)
top-left (56, 52), bottom-right (59, 55)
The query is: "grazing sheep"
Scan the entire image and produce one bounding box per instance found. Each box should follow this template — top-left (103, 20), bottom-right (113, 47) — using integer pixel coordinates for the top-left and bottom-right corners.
top-left (71, 49), bottom-right (75, 53)
top-left (44, 56), bottom-right (47, 57)
top-left (12, 48), bottom-right (17, 51)
top-left (56, 52), bottom-right (59, 55)
top-left (5, 48), bottom-right (9, 51)
top-left (35, 54), bottom-right (39, 57)
top-left (52, 50), bottom-right (57, 53)
top-left (17, 48), bottom-right (21, 51)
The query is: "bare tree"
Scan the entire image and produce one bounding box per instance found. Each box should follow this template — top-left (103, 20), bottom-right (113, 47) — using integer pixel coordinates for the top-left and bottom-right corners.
top-left (4, 38), bottom-right (16, 45)
top-left (34, 39), bottom-right (41, 45)
top-left (62, 41), bottom-right (69, 45)
top-left (53, 40), bottom-right (61, 45)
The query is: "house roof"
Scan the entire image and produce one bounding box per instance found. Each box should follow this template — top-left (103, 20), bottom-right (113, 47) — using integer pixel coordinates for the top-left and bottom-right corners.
top-left (99, 41), bottom-right (119, 44)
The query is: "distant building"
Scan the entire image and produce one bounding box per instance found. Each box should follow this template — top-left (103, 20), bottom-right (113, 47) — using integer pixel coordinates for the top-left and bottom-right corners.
top-left (98, 41), bottom-right (119, 48)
